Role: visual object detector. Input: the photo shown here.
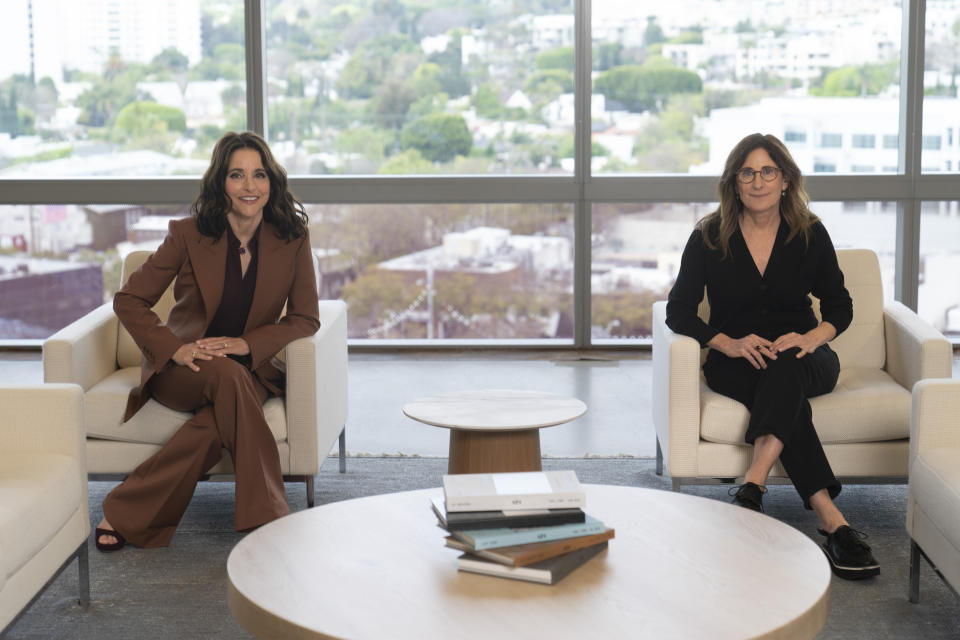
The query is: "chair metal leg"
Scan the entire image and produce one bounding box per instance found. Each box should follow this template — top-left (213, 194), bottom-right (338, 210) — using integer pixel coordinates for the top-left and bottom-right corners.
top-left (77, 543), bottom-right (90, 609)
top-left (655, 437), bottom-right (663, 476)
top-left (338, 427), bottom-right (347, 474)
top-left (305, 475), bottom-right (315, 508)
top-left (909, 539), bottom-right (921, 603)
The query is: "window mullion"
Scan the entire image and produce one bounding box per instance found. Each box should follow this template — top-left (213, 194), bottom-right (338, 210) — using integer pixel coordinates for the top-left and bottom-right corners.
top-left (896, 0), bottom-right (926, 310)
top-left (244, 0), bottom-right (268, 139)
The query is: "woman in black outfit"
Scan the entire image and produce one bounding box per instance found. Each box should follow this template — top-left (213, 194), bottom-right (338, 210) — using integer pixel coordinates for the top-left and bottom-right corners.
top-left (665, 133), bottom-right (879, 580)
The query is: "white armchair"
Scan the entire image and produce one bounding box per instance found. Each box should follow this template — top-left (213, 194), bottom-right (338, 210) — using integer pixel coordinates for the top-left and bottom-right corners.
top-left (907, 378), bottom-right (960, 602)
top-left (1, 384), bottom-right (89, 634)
top-left (42, 250), bottom-right (348, 507)
top-left (652, 248), bottom-right (952, 489)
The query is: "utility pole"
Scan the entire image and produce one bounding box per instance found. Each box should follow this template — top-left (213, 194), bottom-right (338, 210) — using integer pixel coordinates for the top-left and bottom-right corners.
top-left (426, 262), bottom-right (435, 339)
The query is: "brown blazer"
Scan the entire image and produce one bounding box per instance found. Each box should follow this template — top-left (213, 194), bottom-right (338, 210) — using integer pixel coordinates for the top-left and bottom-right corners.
top-left (115, 216), bottom-right (321, 420)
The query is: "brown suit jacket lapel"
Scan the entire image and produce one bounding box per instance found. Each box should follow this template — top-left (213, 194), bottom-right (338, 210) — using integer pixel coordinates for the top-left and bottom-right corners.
top-left (245, 222), bottom-right (286, 334)
top-left (186, 228), bottom-right (227, 332)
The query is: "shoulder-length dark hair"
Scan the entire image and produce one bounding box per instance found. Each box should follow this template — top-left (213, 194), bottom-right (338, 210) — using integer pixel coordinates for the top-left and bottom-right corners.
top-left (698, 132), bottom-right (818, 258)
top-left (191, 131), bottom-right (308, 240)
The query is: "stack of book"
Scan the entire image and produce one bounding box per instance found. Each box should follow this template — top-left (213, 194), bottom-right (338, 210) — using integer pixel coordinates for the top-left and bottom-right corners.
top-left (434, 470), bottom-right (613, 585)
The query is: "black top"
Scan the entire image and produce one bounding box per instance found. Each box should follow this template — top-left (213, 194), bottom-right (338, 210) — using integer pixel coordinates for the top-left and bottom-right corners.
top-left (665, 218), bottom-right (852, 348)
top-left (206, 222), bottom-right (260, 340)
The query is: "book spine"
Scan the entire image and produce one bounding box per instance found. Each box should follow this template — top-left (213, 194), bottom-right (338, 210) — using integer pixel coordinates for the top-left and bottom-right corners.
top-left (460, 519), bottom-right (605, 550)
top-left (445, 492), bottom-right (585, 513)
top-left (510, 529), bottom-right (614, 566)
top-left (445, 511), bottom-right (586, 531)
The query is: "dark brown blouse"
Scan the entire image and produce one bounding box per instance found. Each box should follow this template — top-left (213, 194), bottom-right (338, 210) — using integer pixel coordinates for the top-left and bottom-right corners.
top-left (205, 223), bottom-right (260, 363)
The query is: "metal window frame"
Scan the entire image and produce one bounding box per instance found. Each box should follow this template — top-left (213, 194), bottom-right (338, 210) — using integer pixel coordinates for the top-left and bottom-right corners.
top-left (0, 0), bottom-right (954, 350)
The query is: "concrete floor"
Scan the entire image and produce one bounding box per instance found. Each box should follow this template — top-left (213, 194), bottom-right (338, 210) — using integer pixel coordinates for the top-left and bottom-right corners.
top-left (0, 349), bottom-right (656, 458)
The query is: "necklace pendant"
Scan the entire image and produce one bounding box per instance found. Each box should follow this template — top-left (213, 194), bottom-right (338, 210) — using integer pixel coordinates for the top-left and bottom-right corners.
top-left (238, 247), bottom-right (246, 255)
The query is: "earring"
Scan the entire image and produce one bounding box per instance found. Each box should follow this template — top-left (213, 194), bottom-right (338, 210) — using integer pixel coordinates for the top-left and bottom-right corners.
top-left (781, 190), bottom-right (786, 197)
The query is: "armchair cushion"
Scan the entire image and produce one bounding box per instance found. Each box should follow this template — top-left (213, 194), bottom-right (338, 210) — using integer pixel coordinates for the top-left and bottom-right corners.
top-left (85, 367), bottom-right (287, 445)
top-left (700, 368), bottom-right (910, 445)
top-left (0, 455), bottom-right (83, 580)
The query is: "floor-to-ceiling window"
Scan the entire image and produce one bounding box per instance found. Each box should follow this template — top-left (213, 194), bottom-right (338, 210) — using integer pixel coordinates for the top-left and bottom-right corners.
top-left (1, 1), bottom-right (955, 347)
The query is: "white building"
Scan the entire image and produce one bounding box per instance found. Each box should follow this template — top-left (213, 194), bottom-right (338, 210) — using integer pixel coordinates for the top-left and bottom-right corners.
top-left (693, 96), bottom-right (960, 174)
top-left (0, 204), bottom-right (92, 254)
top-left (0, 0), bottom-right (201, 85)
top-left (381, 226), bottom-right (571, 276)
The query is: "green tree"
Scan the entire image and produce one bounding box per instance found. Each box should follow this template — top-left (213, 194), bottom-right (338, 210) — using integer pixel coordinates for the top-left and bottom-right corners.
top-left (557, 136), bottom-right (610, 158)
top-left (473, 83), bottom-right (503, 119)
top-left (535, 46), bottom-right (574, 72)
top-left (524, 69), bottom-right (574, 98)
top-left (426, 35), bottom-right (470, 98)
top-left (150, 48), bottom-right (189, 76)
top-left (200, 7), bottom-right (244, 57)
top-left (112, 101), bottom-right (186, 149)
top-left (594, 42), bottom-right (623, 71)
top-left (340, 267), bottom-right (416, 336)
top-left (592, 290), bottom-right (662, 338)
top-left (631, 94), bottom-right (707, 172)
top-left (334, 126), bottom-right (390, 162)
top-left (401, 113), bottom-right (472, 163)
top-left (17, 106), bottom-right (36, 135)
top-left (192, 43), bottom-right (245, 81)
top-left (407, 92), bottom-right (449, 120)
top-left (378, 149), bottom-right (436, 174)
top-left (336, 35), bottom-right (418, 100)
top-left (669, 30), bottom-right (704, 45)
top-left (594, 63), bottom-right (702, 112)
top-left (811, 62), bottom-right (898, 97)
top-left (411, 62), bottom-right (444, 99)
top-left (372, 77), bottom-right (417, 130)
top-left (0, 87), bottom-right (18, 136)
top-left (644, 16), bottom-right (666, 47)
top-left (76, 60), bottom-right (149, 127)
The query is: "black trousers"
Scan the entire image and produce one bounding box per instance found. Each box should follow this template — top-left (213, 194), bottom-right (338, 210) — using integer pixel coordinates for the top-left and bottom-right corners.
top-left (703, 344), bottom-right (842, 508)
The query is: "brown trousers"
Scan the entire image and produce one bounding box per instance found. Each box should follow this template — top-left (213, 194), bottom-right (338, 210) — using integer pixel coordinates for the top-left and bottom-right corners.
top-left (102, 357), bottom-right (290, 548)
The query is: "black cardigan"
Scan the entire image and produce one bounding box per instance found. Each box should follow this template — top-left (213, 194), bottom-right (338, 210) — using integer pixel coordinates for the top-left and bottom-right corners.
top-left (665, 218), bottom-right (853, 348)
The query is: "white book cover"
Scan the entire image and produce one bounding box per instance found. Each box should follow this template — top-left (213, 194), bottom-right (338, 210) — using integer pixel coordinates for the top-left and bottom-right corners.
top-left (443, 470), bottom-right (585, 512)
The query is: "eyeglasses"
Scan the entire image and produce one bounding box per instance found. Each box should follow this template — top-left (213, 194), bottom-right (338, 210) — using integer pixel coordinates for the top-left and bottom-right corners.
top-left (737, 166), bottom-right (781, 183)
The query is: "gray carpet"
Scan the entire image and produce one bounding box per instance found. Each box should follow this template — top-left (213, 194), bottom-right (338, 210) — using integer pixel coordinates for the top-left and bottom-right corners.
top-left (4, 457), bottom-right (959, 639)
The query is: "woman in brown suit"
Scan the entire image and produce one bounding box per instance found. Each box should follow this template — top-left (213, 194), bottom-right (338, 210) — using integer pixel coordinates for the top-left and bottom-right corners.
top-left (95, 131), bottom-right (320, 550)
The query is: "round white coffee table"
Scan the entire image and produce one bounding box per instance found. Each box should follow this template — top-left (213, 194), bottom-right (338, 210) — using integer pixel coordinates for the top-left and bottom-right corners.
top-left (402, 389), bottom-right (587, 473)
top-left (227, 484), bottom-right (830, 639)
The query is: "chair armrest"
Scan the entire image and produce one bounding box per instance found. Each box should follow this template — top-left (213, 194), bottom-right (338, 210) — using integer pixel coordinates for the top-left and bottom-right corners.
top-left (883, 301), bottom-right (952, 391)
top-left (910, 379), bottom-right (960, 464)
top-left (651, 301), bottom-right (701, 477)
top-left (0, 384), bottom-right (86, 460)
top-left (284, 300), bottom-right (348, 474)
top-left (43, 301), bottom-right (119, 391)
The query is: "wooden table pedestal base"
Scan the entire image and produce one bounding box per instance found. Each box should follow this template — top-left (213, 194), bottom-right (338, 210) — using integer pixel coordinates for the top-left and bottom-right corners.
top-left (447, 429), bottom-right (541, 474)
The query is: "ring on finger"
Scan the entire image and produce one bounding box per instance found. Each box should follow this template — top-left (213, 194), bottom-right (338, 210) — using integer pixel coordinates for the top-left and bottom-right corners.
top-left (192, 351), bottom-right (198, 358)
top-left (222, 342), bottom-right (227, 348)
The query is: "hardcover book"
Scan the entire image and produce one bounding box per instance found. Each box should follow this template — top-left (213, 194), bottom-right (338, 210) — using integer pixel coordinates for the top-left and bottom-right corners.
top-left (449, 514), bottom-right (605, 550)
top-left (445, 527), bottom-right (615, 567)
top-left (431, 497), bottom-right (585, 531)
top-left (442, 470), bottom-right (585, 512)
top-left (456, 541), bottom-right (609, 585)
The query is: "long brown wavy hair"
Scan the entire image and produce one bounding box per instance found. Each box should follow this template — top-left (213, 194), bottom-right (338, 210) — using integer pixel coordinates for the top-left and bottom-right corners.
top-left (192, 131), bottom-right (308, 240)
top-left (698, 133), bottom-right (818, 258)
